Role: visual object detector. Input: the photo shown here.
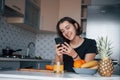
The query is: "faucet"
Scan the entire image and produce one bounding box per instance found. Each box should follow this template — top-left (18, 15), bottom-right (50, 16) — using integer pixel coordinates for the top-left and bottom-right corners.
top-left (26, 42), bottom-right (35, 57)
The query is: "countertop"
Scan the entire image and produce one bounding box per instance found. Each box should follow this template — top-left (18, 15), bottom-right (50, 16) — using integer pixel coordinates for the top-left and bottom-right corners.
top-left (0, 70), bottom-right (119, 80)
top-left (0, 57), bottom-right (51, 62)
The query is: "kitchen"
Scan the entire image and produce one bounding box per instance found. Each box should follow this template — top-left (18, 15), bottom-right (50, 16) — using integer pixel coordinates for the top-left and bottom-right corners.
top-left (0, 0), bottom-right (120, 80)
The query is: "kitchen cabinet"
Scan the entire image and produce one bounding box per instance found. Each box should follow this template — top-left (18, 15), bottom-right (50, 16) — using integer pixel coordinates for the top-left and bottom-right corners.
top-left (40, 0), bottom-right (81, 32)
top-left (81, 0), bottom-right (91, 33)
top-left (0, 0), bottom-right (4, 15)
top-left (59, 0), bottom-right (91, 33)
top-left (40, 0), bottom-right (59, 32)
top-left (0, 0), bottom-right (40, 31)
top-left (20, 61), bottom-right (51, 69)
top-left (0, 61), bottom-right (20, 70)
top-left (20, 61), bottom-right (37, 69)
top-left (24, 0), bottom-right (40, 29)
top-left (5, 0), bottom-right (25, 15)
top-left (59, 0), bottom-right (81, 24)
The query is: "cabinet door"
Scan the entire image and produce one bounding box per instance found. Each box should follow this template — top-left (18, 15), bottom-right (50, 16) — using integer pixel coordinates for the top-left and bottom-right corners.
top-left (0, 0), bottom-right (4, 15)
top-left (59, 0), bottom-right (81, 24)
top-left (20, 61), bottom-right (37, 68)
top-left (24, 0), bottom-right (40, 29)
top-left (5, 0), bottom-right (25, 15)
top-left (0, 61), bottom-right (20, 70)
top-left (36, 61), bottom-right (51, 69)
top-left (40, 0), bottom-right (59, 32)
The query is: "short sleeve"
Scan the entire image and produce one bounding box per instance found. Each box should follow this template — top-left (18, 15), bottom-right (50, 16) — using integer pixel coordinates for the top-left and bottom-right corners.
top-left (85, 39), bottom-right (98, 54)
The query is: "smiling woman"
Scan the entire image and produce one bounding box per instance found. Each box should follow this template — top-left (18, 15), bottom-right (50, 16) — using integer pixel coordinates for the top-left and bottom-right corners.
top-left (54, 17), bottom-right (98, 72)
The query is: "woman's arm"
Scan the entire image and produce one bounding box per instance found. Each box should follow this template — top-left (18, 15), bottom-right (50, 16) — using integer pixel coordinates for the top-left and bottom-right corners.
top-left (54, 54), bottom-right (63, 63)
top-left (85, 53), bottom-right (96, 62)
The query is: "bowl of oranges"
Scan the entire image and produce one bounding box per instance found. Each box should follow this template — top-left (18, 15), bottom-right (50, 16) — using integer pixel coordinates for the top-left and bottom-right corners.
top-left (73, 60), bottom-right (98, 75)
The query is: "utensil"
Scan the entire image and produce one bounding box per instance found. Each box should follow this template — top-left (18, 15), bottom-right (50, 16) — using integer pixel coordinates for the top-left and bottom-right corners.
top-left (2, 47), bottom-right (22, 56)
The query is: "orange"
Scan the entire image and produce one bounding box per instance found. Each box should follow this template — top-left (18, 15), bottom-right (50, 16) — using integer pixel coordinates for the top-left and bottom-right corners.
top-left (46, 65), bottom-right (54, 70)
top-left (81, 60), bottom-right (86, 64)
top-left (73, 60), bottom-right (86, 68)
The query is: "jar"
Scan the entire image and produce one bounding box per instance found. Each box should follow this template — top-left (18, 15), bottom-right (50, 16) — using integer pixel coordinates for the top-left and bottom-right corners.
top-left (53, 61), bottom-right (64, 73)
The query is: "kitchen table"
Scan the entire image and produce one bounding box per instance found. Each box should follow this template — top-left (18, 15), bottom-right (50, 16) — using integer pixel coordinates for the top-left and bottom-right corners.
top-left (0, 70), bottom-right (119, 80)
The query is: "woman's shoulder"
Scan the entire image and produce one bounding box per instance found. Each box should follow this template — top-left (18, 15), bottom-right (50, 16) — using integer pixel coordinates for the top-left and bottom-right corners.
top-left (84, 38), bottom-right (96, 44)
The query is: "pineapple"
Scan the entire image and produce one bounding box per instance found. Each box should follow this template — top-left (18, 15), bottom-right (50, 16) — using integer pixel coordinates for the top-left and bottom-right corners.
top-left (97, 36), bottom-right (114, 77)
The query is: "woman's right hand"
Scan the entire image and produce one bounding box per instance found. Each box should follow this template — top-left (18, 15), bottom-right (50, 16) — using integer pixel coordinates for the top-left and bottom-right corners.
top-left (55, 44), bottom-right (64, 56)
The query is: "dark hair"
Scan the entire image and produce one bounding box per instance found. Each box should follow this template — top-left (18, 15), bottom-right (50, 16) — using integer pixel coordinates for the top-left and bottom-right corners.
top-left (56, 17), bottom-right (83, 42)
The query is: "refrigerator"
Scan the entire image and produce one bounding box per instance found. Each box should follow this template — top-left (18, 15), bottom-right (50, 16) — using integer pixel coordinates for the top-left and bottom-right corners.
top-left (86, 2), bottom-right (120, 75)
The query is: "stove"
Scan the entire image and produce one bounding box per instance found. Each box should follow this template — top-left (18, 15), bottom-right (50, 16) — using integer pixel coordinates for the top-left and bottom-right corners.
top-left (0, 55), bottom-right (21, 58)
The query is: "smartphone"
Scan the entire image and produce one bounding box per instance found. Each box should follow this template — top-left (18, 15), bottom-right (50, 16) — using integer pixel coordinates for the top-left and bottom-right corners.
top-left (54, 37), bottom-right (64, 46)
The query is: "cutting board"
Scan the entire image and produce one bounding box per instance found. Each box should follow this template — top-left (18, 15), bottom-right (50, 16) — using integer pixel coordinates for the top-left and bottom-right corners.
top-left (18, 68), bottom-right (54, 73)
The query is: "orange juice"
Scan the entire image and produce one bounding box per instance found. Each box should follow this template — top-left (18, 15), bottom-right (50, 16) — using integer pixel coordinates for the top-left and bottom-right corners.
top-left (54, 62), bottom-right (64, 73)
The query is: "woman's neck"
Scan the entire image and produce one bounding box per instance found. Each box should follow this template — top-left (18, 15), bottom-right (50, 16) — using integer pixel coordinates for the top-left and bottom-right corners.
top-left (70, 36), bottom-right (84, 48)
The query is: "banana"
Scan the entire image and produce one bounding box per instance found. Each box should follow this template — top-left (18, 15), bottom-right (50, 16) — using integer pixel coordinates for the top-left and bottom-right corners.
top-left (89, 65), bottom-right (98, 69)
top-left (81, 60), bottom-right (98, 68)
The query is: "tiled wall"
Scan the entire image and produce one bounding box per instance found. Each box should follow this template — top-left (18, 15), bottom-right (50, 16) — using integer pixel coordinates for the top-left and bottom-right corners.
top-left (0, 16), bottom-right (57, 60)
top-left (0, 16), bottom-right (36, 56)
top-left (35, 33), bottom-right (57, 60)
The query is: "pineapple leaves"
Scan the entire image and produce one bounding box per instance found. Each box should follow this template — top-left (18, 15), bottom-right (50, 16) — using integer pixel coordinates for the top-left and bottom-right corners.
top-left (97, 36), bottom-right (113, 58)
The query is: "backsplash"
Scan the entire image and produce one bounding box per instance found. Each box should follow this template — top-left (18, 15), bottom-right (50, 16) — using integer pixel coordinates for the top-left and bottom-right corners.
top-left (35, 33), bottom-right (57, 60)
top-left (0, 16), bottom-right (57, 60)
top-left (0, 16), bottom-right (36, 56)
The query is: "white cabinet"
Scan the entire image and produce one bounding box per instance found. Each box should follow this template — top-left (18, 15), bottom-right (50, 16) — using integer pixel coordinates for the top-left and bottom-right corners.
top-left (40, 0), bottom-right (59, 32)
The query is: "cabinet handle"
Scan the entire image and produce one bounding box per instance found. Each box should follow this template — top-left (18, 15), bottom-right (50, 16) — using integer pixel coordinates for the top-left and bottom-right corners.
top-left (12, 5), bottom-right (21, 11)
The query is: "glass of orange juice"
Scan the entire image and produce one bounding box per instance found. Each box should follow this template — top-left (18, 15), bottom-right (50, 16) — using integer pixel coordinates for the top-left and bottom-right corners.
top-left (54, 61), bottom-right (64, 73)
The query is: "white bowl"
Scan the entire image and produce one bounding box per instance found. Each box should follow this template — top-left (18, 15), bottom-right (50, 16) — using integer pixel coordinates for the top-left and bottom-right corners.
top-left (73, 68), bottom-right (98, 75)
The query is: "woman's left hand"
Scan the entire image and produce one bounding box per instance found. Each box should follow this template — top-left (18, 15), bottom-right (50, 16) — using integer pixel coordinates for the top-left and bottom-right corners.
top-left (61, 42), bottom-right (77, 57)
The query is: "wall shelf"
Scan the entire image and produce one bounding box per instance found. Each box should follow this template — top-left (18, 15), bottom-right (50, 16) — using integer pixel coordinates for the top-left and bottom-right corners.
top-left (80, 0), bottom-right (91, 33)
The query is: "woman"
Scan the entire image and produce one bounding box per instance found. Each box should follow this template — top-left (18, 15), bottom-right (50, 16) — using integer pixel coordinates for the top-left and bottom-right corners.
top-left (55, 17), bottom-right (98, 72)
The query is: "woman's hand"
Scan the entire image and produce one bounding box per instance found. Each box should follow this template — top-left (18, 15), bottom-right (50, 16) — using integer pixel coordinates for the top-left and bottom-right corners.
top-left (61, 42), bottom-right (77, 57)
top-left (55, 42), bottom-right (80, 60)
top-left (55, 44), bottom-right (64, 56)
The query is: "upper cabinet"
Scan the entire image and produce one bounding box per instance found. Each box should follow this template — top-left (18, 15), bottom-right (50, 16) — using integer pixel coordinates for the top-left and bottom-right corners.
top-left (59, 0), bottom-right (81, 24)
top-left (6, 0), bottom-right (40, 33)
top-left (24, 0), bottom-right (40, 29)
top-left (5, 0), bottom-right (25, 16)
top-left (0, 0), bottom-right (4, 15)
top-left (1, 0), bottom-right (90, 33)
top-left (81, 0), bottom-right (91, 33)
top-left (59, 0), bottom-right (91, 33)
top-left (40, 0), bottom-right (59, 32)
top-left (40, 0), bottom-right (81, 32)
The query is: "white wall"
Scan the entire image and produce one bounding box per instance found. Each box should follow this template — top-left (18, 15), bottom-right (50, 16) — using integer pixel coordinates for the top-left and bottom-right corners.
top-left (86, 5), bottom-right (120, 74)
top-left (86, 19), bottom-right (120, 60)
